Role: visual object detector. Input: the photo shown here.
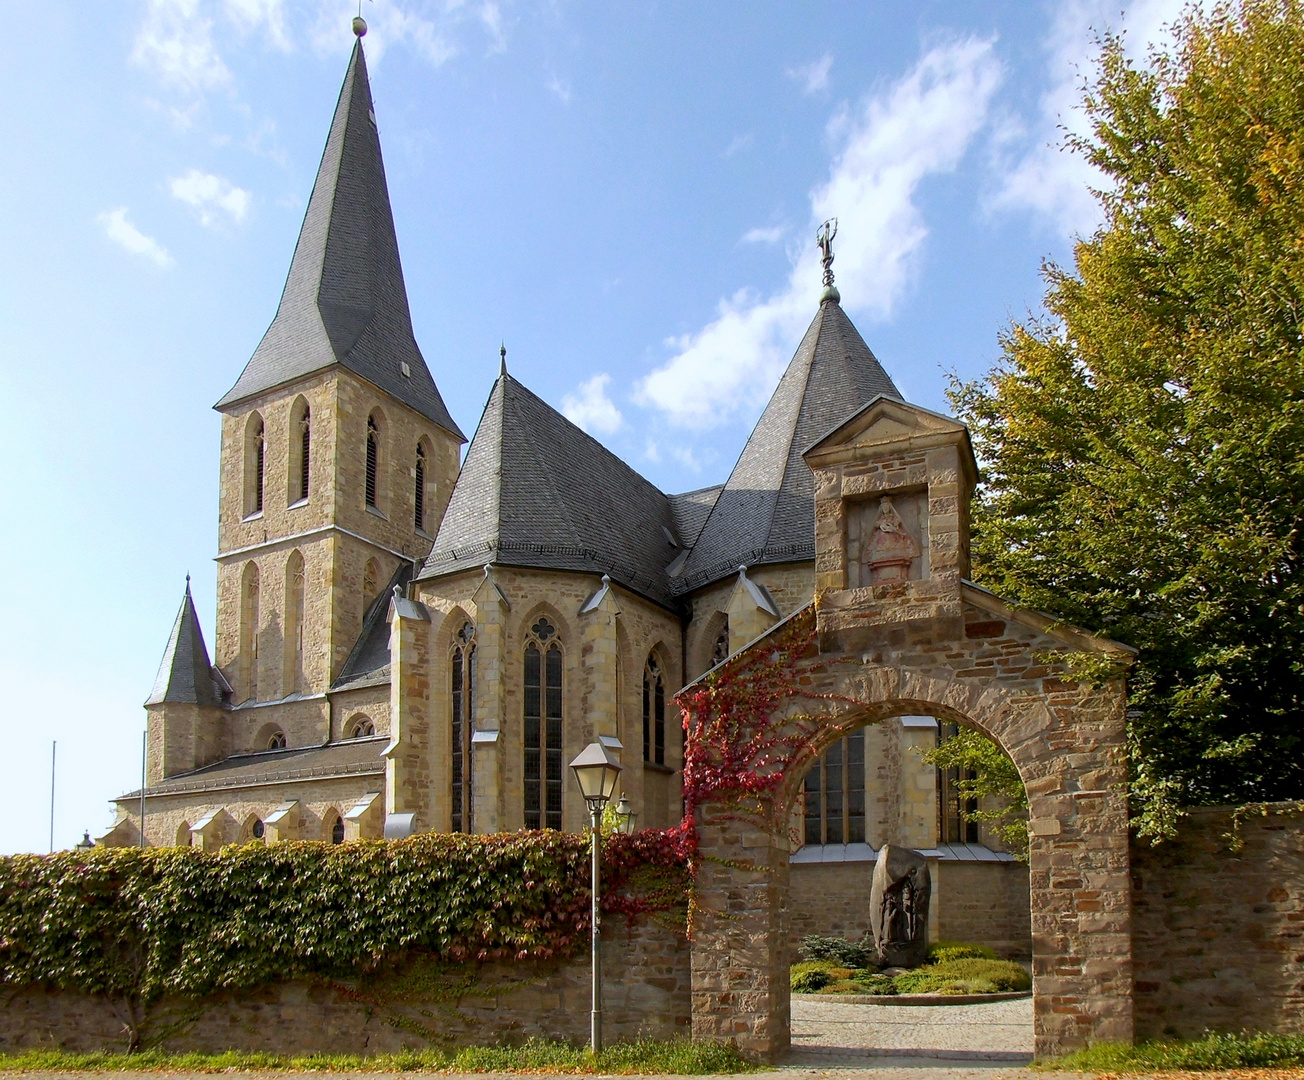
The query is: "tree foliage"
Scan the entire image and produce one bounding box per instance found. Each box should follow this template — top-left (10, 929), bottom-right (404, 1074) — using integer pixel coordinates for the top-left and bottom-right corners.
top-left (922, 728), bottom-right (1029, 858)
top-left (953, 0), bottom-right (1304, 837)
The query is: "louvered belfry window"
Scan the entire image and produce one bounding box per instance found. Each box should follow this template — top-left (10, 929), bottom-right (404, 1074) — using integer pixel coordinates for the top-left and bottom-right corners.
top-left (365, 417), bottom-right (379, 508)
top-left (524, 618), bottom-right (563, 830)
top-left (414, 445), bottom-right (426, 530)
top-left (643, 655), bottom-right (665, 765)
top-left (299, 407), bottom-right (310, 501)
top-left (804, 728), bottom-right (867, 846)
top-left (451, 622), bottom-right (476, 834)
top-left (253, 420), bottom-right (265, 514)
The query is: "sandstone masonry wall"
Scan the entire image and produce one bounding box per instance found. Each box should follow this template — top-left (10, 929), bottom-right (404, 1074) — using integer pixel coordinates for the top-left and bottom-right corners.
top-left (1132, 804), bottom-right (1304, 1039)
top-left (0, 917), bottom-right (688, 1055)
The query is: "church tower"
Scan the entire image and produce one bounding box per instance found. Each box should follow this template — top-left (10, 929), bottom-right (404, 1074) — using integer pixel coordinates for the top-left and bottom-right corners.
top-left (208, 30), bottom-right (464, 753)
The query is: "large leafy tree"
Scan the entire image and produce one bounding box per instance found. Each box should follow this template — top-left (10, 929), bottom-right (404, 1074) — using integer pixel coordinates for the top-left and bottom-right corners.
top-left (954, 0), bottom-right (1304, 837)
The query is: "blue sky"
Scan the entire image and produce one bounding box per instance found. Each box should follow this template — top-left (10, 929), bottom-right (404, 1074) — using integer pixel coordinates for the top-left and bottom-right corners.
top-left (0, 0), bottom-right (1189, 853)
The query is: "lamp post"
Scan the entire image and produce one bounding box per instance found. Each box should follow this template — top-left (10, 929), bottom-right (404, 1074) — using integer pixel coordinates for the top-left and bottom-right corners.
top-left (568, 742), bottom-right (622, 1053)
top-left (612, 794), bottom-right (638, 835)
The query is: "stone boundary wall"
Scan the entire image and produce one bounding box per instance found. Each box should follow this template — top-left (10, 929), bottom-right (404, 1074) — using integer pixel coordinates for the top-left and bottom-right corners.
top-left (0, 917), bottom-right (688, 1055)
top-left (1132, 803), bottom-right (1304, 1040)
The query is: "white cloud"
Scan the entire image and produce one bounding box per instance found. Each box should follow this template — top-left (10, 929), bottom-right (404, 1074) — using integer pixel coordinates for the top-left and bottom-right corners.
top-left (133, 0), bottom-right (231, 91)
top-left (788, 53), bottom-right (834, 94)
top-left (723, 134), bottom-right (754, 157)
top-left (170, 168), bottom-right (252, 225)
top-left (741, 225), bottom-right (785, 245)
top-left (562, 374), bottom-right (624, 435)
top-left (546, 75), bottom-right (572, 104)
top-left (992, 0), bottom-right (1196, 237)
top-left (637, 35), bottom-right (1003, 429)
top-left (97, 208), bottom-right (174, 268)
top-left (223, 0), bottom-right (291, 50)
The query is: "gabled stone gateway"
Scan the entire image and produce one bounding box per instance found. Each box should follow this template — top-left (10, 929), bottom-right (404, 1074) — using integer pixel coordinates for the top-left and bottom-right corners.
top-left (683, 380), bottom-right (1135, 1061)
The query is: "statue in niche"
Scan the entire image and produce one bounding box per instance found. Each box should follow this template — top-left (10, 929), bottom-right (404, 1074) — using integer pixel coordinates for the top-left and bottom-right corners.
top-left (870, 844), bottom-right (931, 967)
top-left (863, 497), bottom-right (920, 584)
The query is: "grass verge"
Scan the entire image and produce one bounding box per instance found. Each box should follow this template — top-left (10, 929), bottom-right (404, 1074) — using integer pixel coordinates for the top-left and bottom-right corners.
top-left (0, 1037), bottom-right (762, 1074)
top-left (1042, 1032), bottom-right (1304, 1072)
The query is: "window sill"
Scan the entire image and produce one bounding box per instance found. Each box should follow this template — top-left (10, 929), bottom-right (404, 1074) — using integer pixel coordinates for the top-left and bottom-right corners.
top-left (642, 761), bottom-right (675, 775)
top-left (288, 498), bottom-right (308, 510)
top-left (415, 527), bottom-right (433, 541)
top-left (242, 511), bottom-right (264, 523)
top-left (365, 505), bottom-right (388, 521)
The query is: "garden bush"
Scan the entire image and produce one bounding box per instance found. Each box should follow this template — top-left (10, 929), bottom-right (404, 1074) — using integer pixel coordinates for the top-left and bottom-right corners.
top-left (1049, 1031), bottom-right (1304, 1072)
top-left (796, 934), bottom-right (875, 969)
top-left (892, 958), bottom-right (1030, 995)
top-left (926, 941), bottom-right (998, 964)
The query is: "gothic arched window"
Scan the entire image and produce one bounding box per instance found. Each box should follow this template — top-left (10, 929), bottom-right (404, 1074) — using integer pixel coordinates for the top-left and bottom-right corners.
top-left (803, 728), bottom-right (866, 846)
top-left (643, 654), bottom-right (665, 765)
top-left (245, 413), bottom-right (265, 517)
top-left (451, 621), bottom-right (475, 833)
top-left (241, 561), bottom-right (260, 701)
top-left (711, 620), bottom-right (730, 667)
top-left (523, 617), bottom-right (562, 830)
top-left (291, 398), bottom-right (310, 504)
top-left (283, 550), bottom-right (305, 695)
top-left (365, 415), bottom-right (380, 509)
top-left (363, 558), bottom-right (380, 606)
top-left (414, 443), bottom-right (427, 532)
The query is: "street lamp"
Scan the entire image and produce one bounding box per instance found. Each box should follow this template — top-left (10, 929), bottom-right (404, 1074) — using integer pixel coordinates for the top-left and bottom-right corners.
top-left (612, 794), bottom-right (638, 835)
top-left (569, 741), bottom-right (622, 1053)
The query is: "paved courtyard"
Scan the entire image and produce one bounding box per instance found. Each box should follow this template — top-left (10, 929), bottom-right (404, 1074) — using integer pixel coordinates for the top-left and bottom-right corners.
top-left (785, 996), bottom-right (1034, 1068)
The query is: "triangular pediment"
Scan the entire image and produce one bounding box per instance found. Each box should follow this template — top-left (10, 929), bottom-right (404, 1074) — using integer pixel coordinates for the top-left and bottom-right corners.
top-left (805, 395), bottom-right (969, 459)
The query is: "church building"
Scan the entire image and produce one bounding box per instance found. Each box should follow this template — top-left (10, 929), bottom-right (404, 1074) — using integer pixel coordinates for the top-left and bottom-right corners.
top-left (106, 28), bottom-right (1029, 956)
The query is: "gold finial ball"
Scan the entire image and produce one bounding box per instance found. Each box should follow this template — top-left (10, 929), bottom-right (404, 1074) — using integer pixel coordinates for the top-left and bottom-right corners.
top-left (353, 16), bottom-right (367, 37)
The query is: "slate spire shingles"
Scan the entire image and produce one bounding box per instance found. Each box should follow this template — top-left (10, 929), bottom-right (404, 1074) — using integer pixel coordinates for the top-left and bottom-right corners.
top-left (214, 41), bottom-right (464, 441)
top-left (674, 297), bottom-right (902, 594)
top-left (419, 370), bottom-right (681, 607)
top-left (146, 580), bottom-right (221, 707)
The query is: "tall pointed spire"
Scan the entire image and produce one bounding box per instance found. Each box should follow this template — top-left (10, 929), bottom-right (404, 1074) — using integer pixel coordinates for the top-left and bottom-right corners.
top-left (146, 580), bottom-right (220, 707)
top-left (215, 38), bottom-right (464, 441)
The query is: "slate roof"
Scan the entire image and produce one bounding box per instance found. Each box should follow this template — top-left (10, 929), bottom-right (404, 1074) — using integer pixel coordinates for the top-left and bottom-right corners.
top-left (418, 372), bottom-right (681, 607)
top-left (145, 581), bottom-right (226, 707)
top-left (214, 41), bottom-right (464, 441)
top-left (118, 737), bottom-right (388, 799)
top-left (332, 561), bottom-right (414, 690)
top-left (674, 298), bottom-right (901, 593)
top-left (668, 485), bottom-right (723, 550)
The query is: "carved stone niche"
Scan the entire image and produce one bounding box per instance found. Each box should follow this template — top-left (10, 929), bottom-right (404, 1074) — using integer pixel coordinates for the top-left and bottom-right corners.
top-left (847, 493), bottom-right (929, 587)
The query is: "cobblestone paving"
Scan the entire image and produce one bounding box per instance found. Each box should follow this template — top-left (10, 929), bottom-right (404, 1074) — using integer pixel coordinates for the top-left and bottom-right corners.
top-left (784, 996), bottom-right (1035, 1068)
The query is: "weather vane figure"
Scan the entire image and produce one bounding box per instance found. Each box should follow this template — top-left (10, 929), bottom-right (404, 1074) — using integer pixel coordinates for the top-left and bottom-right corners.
top-left (817, 218), bottom-right (838, 288)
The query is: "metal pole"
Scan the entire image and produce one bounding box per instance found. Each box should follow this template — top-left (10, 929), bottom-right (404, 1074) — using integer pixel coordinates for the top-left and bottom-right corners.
top-left (590, 803), bottom-right (602, 1053)
top-left (48, 741), bottom-right (56, 853)
top-left (140, 730), bottom-right (147, 848)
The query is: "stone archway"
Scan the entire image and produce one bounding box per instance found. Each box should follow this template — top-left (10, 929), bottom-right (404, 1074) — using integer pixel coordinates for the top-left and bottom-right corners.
top-left (679, 390), bottom-right (1136, 1062)
top-left (683, 598), bottom-right (1133, 1061)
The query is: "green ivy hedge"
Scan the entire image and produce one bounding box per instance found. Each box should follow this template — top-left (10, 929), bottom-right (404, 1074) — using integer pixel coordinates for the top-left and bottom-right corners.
top-left (0, 830), bottom-right (690, 1008)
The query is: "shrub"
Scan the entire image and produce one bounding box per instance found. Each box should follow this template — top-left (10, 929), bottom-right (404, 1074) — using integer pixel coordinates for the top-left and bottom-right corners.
top-left (851, 971), bottom-right (895, 995)
top-left (926, 941), bottom-right (998, 964)
top-left (893, 958), bottom-right (1030, 995)
top-left (797, 934), bottom-right (874, 969)
top-left (790, 968), bottom-right (830, 993)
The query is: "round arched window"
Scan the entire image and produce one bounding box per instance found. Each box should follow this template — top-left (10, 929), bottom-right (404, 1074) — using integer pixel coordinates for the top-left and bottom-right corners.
top-left (267, 730), bottom-right (286, 750)
top-left (349, 717), bottom-right (375, 738)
